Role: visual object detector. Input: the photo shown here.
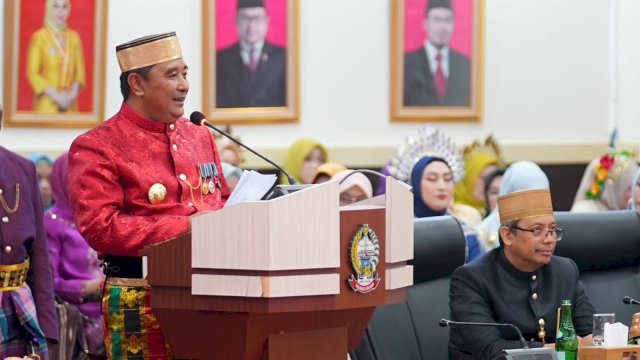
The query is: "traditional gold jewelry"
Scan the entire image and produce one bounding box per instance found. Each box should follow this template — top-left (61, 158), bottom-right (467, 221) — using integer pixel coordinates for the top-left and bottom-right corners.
top-left (180, 175), bottom-right (204, 206)
top-left (201, 180), bottom-right (209, 195)
top-left (0, 184), bottom-right (20, 214)
top-left (538, 318), bottom-right (546, 343)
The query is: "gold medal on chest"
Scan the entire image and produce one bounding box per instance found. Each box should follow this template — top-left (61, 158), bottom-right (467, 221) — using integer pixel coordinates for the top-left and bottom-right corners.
top-left (148, 183), bottom-right (167, 204)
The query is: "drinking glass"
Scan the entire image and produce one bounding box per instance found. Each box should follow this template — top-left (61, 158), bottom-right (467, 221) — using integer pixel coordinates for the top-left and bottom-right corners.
top-left (592, 313), bottom-right (615, 346)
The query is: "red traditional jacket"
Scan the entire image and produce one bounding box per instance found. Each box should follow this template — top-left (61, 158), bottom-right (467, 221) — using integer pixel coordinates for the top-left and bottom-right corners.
top-left (69, 103), bottom-right (229, 257)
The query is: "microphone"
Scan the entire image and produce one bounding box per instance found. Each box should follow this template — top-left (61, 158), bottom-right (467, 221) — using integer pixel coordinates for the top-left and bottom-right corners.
top-left (623, 296), bottom-right (640, 305)
top-left (439, 319), bottom-right (529, 349)
top-left (189, 111), bottom-right (298, 185)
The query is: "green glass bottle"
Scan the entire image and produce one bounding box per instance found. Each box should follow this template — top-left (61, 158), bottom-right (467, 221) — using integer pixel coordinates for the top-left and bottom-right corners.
top-left (555, 299), bottom-right (578, 360)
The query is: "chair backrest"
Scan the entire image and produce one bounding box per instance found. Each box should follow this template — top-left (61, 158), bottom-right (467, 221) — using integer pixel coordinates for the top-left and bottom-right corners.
top-left (350, 215), bottom-right (466, 360)
top-left (408, 216), bottom-right (466, 359)
top-left (554, 210), bottom-right (640, 326)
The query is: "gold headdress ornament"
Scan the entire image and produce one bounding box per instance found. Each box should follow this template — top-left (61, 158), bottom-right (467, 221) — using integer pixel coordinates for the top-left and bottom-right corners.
top-left (498, 189), bottom-right (553, 224)
top-left (116, 32), bottom-right (182, 72)
top-left (388, 127), bottom-right (464, 183)
top-left (462, 135), bottom-right (505, 166)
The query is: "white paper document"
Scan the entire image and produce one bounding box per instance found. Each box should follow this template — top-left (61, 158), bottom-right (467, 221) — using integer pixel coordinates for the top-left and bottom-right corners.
top-left (224, 170), bottom-right (277, 207)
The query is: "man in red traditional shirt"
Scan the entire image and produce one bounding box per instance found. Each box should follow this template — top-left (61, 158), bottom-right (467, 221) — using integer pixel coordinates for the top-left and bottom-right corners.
top-left (68, 32), bottom-right (229, 359)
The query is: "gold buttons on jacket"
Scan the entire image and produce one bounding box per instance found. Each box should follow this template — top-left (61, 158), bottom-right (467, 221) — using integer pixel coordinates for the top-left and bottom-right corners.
top-left (1, 216), bottom-right (8, 224)
top-left (148, 183), bottom-right (167, 205)
top-left (532, 293), bottom-right (538, 300)
top-left (4, 246), bottom-right (12, 254)
top-left (179, 174), bottom-right (187, 181)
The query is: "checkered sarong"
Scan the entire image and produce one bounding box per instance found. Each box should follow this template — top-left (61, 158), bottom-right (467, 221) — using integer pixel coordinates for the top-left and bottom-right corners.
top-left (0, 286), bottom-right (49, 359)
top-left (102, 278), bottom-right (172, 360)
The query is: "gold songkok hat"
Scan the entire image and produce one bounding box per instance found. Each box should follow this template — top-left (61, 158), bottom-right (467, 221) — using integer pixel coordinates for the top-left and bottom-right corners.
top-left (116, 32), bottom-right (182, 72)
top-left (498, 189), bottom-right (553, 223)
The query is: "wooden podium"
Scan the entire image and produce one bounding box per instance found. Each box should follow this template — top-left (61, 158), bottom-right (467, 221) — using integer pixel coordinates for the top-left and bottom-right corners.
top-left (143, 178), bottom-right (414, 359)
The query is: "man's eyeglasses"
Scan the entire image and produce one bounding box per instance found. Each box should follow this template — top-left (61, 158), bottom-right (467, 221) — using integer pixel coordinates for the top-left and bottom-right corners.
top-left (510, 225), bottom-right (564, 241)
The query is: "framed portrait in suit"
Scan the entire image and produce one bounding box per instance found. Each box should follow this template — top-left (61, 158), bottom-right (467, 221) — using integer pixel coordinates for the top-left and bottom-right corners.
top-left (3, 0), bottom-right (107, 128)
top-left (203, 0), bottom-right (299, 125)
top-left (391, 0), bottom-right (484, 122)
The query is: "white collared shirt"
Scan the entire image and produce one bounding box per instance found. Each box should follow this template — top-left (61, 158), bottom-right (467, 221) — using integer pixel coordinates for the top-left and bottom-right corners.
top-left (424, 41), bottom-right (450, 78)
top-left (239, 40), bottom-right (265, 66)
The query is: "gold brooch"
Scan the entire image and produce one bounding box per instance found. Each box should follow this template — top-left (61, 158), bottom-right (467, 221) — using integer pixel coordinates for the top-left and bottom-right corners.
top-left (148, 183), bottom-right (167, 204)
top-left (538, 318), bottom-right (546, 343)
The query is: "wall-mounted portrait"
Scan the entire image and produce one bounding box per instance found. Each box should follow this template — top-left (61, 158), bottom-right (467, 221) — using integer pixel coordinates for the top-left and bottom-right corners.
top-left (391, 0), bottom-right (484, 122)
top-left (3, 0), bottom-right (107, 128)
top-left (203, 0), bottom-right (299, 124)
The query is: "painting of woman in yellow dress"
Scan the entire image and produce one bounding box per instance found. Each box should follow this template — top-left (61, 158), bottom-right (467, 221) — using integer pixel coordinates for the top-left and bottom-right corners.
top-left (26, 0), bottom-right (86, 113)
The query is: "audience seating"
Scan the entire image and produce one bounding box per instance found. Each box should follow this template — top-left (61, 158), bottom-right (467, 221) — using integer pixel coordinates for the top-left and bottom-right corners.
top-left (350, 210), bottom-right (640, 360)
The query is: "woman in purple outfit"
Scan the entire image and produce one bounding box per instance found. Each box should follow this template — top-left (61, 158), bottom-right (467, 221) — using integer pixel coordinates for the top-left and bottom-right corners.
top-left (44, 152), bottom-right (104, 357)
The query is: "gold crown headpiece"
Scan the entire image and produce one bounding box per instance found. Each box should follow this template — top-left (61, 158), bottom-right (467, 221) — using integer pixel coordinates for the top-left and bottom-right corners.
top-left (462, 135), bottom-right (505, 165)
top-left (388, 127), bottom-right (464, 183)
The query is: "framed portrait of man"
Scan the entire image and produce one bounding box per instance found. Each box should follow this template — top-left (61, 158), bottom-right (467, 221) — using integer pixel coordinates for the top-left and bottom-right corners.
top-left (203, 0), bottom-right (299, 124)
top-left (3, 0), bottom-right (107, 128)
top-left (391, 0), bottom-right (484, 122)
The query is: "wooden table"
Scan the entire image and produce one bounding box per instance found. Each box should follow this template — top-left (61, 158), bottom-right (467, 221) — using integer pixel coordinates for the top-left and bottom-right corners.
top-left (580, 345), bottom-right (640, 360)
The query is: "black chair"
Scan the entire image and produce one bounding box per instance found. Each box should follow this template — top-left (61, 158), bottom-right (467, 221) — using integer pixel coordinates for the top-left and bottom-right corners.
top-left (554, 210), bottom-right (640, 326)
top-left (350, 216), bottom-right (466, 360)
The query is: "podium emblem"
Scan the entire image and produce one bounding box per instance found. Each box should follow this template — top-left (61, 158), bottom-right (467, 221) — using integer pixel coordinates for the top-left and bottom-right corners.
top-left (348, 224), bottom-right (381, 293)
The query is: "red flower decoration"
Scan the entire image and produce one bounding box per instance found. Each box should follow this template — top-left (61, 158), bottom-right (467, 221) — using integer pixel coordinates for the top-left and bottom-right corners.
top-left (600, 154), bottom-right (615, 170)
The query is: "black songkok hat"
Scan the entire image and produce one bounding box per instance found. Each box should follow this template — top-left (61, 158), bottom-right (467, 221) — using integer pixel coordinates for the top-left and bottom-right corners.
top-left (237, 0), bottom-right (264, 9)
top-left (426, 0), bottom-right (452, 13)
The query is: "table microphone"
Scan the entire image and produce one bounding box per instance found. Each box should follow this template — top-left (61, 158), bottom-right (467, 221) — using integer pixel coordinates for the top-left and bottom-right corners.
top-left (439, 319), bottom-right (529, 349)
top-left (189, 111), bottom-right (298, 185)
top-left (623, 296), bottom-right (640, 305)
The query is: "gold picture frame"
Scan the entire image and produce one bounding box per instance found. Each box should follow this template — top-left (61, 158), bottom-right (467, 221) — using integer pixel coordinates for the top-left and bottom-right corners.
top-left (391, 0), bottom-right (484, 122)
top-left (202, 0), bottom-right (299, 125)
top-left (3, 0), bottom-right (108, 128)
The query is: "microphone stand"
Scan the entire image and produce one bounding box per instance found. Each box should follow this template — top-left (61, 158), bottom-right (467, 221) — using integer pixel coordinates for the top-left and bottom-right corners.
top-left (193, 116), bottom-right (298, 185)
top-left (440, 319), bottom-right (529, 349)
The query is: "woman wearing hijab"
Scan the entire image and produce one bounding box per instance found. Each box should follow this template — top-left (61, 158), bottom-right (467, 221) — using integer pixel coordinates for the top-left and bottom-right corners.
top-left (571, 152), bottom-right (639, 212)
top-left (483, 167), bottom-right (505, 216)
top-left (281, 138), bottom-right (328, 184)
top-left (44, 153), bottom-right (105, 357)
top-left (475, 161), bottom-right (550, 253)
top-left (332, 170), bottom-right (373, 206)
top-left (312, 163), bottom-right (347, 184)
top-left (26, 0), bottom-right (86, 113)
top-left (454, 136), bottom-right (505, 217)
top-left (29, 153), bottom-right (54, 210)
top-left (411, 156), bottom-right (482, 263)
